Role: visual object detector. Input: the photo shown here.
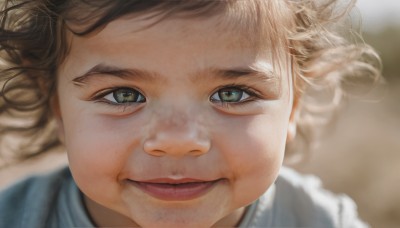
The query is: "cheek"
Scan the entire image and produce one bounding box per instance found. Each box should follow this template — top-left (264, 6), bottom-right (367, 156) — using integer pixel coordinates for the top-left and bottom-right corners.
top-left (215, 113), bottom-right (287, 205)
top-left (62, 112), bottom-right (143, 192)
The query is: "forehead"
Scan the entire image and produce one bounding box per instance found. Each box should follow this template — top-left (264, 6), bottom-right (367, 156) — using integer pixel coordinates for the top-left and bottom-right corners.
top-left (61, 0), bottom-right (292, 54)
top-left (61, 16), bottom-right (270, 77)
top-left (72, 15), bottom-right (256, 54)
top-left (59, 1), bottom-right (293, 79)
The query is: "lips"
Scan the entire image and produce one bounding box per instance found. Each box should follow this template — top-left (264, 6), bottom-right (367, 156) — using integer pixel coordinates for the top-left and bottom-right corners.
top-left (128, 178), bottom-right (223, 201)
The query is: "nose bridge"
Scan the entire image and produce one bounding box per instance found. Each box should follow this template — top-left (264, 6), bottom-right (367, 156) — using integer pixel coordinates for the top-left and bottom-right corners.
top-left (162, 107), bottom-right (192, 130)
top-left (143, 105), bottom-right (210, 157)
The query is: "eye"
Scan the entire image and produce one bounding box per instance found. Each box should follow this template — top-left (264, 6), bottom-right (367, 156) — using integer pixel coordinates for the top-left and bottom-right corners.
top-left (210, 87), bottom-right (250, 103)
top-left (103, 88), bottom-right (146, 104)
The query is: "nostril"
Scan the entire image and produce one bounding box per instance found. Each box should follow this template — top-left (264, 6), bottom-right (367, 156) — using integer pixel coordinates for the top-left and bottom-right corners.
top-left (189, 150), bottom-right (206, 156)
top-left (143, 141), bottom-right (166, 157)
top-left (148, 150), bottom-right (165, 157)
top-left (143, 137), bottom-right (210, 157)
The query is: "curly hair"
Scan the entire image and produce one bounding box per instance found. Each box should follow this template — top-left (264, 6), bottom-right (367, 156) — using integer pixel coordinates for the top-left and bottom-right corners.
top-left (0, 0), bottom-right (381, 165)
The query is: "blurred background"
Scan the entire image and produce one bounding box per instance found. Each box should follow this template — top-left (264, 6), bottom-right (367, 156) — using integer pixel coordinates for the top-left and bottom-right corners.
top-left (290, 1), bottom-right (400, 228)
top-left (0, 1), bottom-right (399, 227)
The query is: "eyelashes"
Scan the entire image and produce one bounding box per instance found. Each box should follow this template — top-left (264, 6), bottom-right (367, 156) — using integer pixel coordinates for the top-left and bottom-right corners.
top-left (91, 87), bottom-right (145, 106)
top-left (210, 86), bottom-right (261, 105)
top-left (103, 88), bottom-right (146, 104)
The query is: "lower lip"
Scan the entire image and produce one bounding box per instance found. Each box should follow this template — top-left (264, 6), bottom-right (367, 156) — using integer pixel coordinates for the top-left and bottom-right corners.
top-left (129, 179), bottom-right (222, 201)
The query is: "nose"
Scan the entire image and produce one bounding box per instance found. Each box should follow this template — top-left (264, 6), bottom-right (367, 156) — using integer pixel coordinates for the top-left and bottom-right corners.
top-left (143, 114), bottom-right (211, 157)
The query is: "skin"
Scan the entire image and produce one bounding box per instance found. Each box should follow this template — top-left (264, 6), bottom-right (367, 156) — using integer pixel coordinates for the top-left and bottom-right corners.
top-left (56, 14), bottom-right (296, 227)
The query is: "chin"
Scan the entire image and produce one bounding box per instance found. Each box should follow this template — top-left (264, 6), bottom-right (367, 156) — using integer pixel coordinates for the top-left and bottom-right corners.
top-left (136, 216), bottom-right (217, 228)
top-left (125, 205), bottom-right (227, 228)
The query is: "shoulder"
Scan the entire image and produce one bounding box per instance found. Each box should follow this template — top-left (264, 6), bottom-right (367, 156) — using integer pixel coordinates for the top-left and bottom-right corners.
top-left (276, 167), bottom-right (367, 227)
top-left (251, 167), bottom-right (368, 228)
top-left (0, 167), bottom-right (71, 227)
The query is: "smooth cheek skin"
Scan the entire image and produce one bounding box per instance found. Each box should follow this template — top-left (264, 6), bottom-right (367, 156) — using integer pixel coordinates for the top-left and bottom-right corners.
top-left (215, 114), bottom-right (287, 205)
top-left (56, 16), bottom-right (293, 228)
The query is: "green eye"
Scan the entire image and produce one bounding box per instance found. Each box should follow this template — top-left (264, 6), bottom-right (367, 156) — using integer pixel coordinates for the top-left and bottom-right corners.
top-left (104, 88), bottom-right (146, 104)
top-left (211, 87), bottom-right (250, 103)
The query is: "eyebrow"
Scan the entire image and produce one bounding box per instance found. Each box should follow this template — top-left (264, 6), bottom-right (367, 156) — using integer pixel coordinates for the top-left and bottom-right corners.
top-left (72, 63), bottom-right (278, 86)
top-left (210, 67), bottom-right (278, 82)
top-left (72, 64), bottom-right (157, 86)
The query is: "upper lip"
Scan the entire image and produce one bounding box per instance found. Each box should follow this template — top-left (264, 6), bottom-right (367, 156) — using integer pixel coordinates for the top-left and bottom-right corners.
top-left (134, 178), bottom-right (219, 184)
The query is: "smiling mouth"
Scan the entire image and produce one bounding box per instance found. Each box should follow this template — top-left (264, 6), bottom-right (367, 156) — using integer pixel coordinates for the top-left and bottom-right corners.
top-left (128, 178), bottom-right (224, 201)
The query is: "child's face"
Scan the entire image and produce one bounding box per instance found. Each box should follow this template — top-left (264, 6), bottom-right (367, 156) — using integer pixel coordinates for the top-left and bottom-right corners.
top-left (56, 14), bottom-right (295, 227)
